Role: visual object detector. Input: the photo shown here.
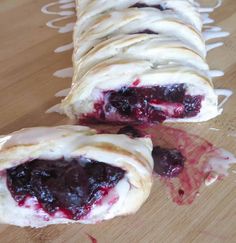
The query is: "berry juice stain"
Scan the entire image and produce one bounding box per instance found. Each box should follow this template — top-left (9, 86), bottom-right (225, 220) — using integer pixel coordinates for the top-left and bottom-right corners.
top-left (140, 124), bottom-right (236, 205)
top-left (86, 233), bottom-right (97, 243)
top-left (152, 146), bottom-right (185, 177)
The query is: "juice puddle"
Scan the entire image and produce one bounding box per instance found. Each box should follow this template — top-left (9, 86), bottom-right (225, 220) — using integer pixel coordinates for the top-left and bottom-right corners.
top-left (142, 125), bottom-right (236, 205)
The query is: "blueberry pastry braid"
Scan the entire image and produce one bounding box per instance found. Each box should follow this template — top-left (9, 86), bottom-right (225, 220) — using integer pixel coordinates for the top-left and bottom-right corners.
top-left (58, 0), bottom-right (221, 124)
top-left (0, 125), bottom-right (153, 227)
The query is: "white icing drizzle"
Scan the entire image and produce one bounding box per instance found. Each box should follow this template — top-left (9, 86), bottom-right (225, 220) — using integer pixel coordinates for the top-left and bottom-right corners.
top-left (55, 88), bottom-right (70, 97)
top-left (205, 26), bottom-right (222, 32)
top-left (41, 0), bottom-right (74, 15)
top-left (199, 8), bottom-right (214, 13)
top-left (203, 18), bottom-right (214, 24)
top-left (203, 30), bottom-right (229, 41)
top-left (46, 104), bottom-right (64, 114)
top-left (58, 23), bottom-right (75, 33)
top-left (46, 16), bottom-right (72, 29)
top-left (206, 42), bottom-right (223, 52)
top-left (59, 0), bottom-right (74, 3)
top-left (46, 16), bottom-right (74, 33)
top-left (41, 4), bottom-right (74, 16)
top-left (202, 14), bottom-right (214, 24)
top-left (212, 0), bottom-right (222, 9)
top-left (60, 2), bottom-right (75, 9)
top-left (209, 127), bottom-right (220, 131)
top-left (205, 172), bottom-right (218, 186)
top-left (207, 70), bottom-right (224, 77)
top-left (54, 42), bottom-right (73, 53)
top-left (207, 149), bottom-right (236, 176)
top-left (53, 67), bottom-right (73, 78)
top-left (199, 0), bottom-right (222, 12)
top-left (215, 89), bottom-right (233, 108)
top-left (41, 0), bottom-right (75, 33)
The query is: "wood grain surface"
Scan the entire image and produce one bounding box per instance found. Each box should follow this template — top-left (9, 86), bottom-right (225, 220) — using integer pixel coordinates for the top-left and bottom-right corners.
top-left (0, 0), bottom-right (236, 242)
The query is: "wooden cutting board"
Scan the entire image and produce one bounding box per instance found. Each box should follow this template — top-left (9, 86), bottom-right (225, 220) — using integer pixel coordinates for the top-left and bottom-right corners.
top-left (0, 0), bottom-right (235, 242)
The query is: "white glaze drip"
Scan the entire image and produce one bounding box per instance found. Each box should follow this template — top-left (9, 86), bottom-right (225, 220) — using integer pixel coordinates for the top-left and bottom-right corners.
top-left (209, 127), bottom-right (220, 131)
top-left (53, 67), bottom-right (73, 78)
top-left (205, 26), bottom-right (222, 32)
top-left (202, 14), bottom-right (214, 24)
top-left (207, 70), bottom-right (224, 77)
top-left (59, 0), bottom-right (74, 3)
top-left (41, 3), bottom-right (74, 16)
top-left (46, 104), bottom-right (64, 114)
top-left (203, 18), bottom-right (214, 24)
top-left (41, 0), bottom-right (74, 15)
top-left (206, 42), bottom-right (223, 52)
top-left (215, 89), bottom-right (233, 108)
top-left (204, 172), bottom-right (218, 186)
top-left (55, 42), bottom-right (73, 53)
top-left (199, 8), bottom-right (214, 13)
top-left (55, 88), bottom-right (71, 97)
top-left (58, 23), bottom-right (75, 33)
top-left (199, 0), bottom-right (222, 13)
top-left (46, 16), bottom-right (72, 29)
top-left (207, 148), bottom-right (236, 176)
top-left (203, 31), bottom-right (229, 41)
top-left (212, 0), bottom-right (222, 9)
top-left (41, 0), bottom-right (75, 33)
top-left (60, 2), bottom-right (75, 9)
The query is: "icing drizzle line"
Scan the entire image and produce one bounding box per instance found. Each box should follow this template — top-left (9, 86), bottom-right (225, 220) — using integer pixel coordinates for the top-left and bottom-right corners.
top-left (53, 67), bottom-right (73, 78)
top-left (41, 0), bottom-right (75, 33)
top-left (215, 89), bottom-right (233, 108)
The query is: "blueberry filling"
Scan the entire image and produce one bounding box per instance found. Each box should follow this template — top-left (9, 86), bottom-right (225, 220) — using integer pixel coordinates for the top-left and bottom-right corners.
top-left (135, 29), bottom-right (158, 35)
top-left (152, 146), bottom-right (185, 177)
top-left (6, 158), bottom-right (125, 220)
top-left (130, 3), bottom-right (168, 35)
top-left (183, 95), bottom-right (202, 117)
top-left (84, 84), bottom-right (203, 124)
top-left (130, 3), bottom-right (166, 11)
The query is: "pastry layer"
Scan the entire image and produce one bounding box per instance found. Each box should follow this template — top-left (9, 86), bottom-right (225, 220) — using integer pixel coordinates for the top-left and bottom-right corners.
top-left (62, 64), bottom-right (220, 123)
top-left (0, 125), bottom-right (153, 227)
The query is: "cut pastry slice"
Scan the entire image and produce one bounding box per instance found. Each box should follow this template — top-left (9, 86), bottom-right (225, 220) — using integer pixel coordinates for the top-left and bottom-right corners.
top-left (53, 0), bottom-right (222, 124)
top-left (62, 62), bottom-right (220, 124)
top-left (0, 125), bottom-right (153, 227)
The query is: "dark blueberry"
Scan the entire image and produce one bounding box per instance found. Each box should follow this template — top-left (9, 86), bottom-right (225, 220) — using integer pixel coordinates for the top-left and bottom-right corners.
top-left (148, 108), bottom-right (166, 123)
top-left (130, 3), bottom-right (166, 11)
top-left (183, 95), bottom-right (202, 117)
top-left (90, 83), bottom-right (202, 124)
top-left (136, 29), bottom-right (158, 35)
top-left (117, 126), bottom-right (143, 138)
top-left (108, 88), bottom-right (137, 116)
top-left (6, 158), bottom-right (125, 220)
top-left (163, 84), bottom-right (185, 103)
top-left (138, 87), bottom-right (162, 100)
top-left (152, 146), bottom-right (185, 177)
